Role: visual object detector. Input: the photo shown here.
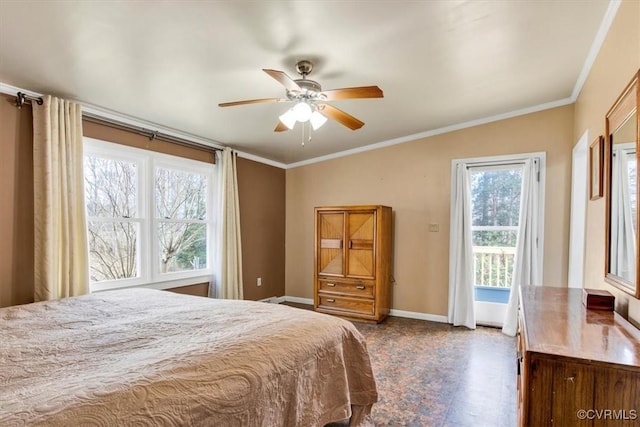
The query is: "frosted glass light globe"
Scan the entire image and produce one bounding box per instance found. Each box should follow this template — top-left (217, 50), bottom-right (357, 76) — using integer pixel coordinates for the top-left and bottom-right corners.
top-left (293, 102), bottom-right (312, 122)
top-left (310, 111), bottom-right (327, 130)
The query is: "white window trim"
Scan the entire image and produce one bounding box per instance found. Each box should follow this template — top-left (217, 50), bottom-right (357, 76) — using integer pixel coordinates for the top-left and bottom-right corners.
top-left (471, 226), bottom-right (519, 232)
top-left (84, 137), bottom-right (215, 293)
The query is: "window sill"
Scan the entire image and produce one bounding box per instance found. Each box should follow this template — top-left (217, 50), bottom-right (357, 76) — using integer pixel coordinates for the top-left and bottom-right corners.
top-left (91, 275), bottom-right (211, 294)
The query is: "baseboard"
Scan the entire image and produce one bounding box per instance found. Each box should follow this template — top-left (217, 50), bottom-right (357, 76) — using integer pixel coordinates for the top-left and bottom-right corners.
top-left (258, 296), bottom-right (287, 304)
top-left (279, 295), bottom-right (448, 323)
top-left (475, 301), bottom-right (506, 328)
top-left (284, 296), bottom-right (314, 305)
top-left (388, 309), bottom-right (448, 323)
top-left (476, 320), bottom-right (504, 328)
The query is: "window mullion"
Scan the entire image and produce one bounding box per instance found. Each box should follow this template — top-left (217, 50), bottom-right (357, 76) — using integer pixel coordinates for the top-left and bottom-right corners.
top-left (147, 156), bottom-right (156, 283)
top-left (87, 217), bottom-right (143, 223)
top-left (138, 154), bottom-right (148, 284)
top-left (471, 225), bottom-right (519, 231)
top-left (156, 219), bottom-right (208, 224)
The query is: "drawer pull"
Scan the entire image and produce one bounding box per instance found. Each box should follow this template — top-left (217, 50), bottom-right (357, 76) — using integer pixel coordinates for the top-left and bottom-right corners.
top-left (327, 298), bottom-right (335, 303)
top-left (356, 285), bottom-right (366, 290)
top-left (326, 283), bottom-right (336, 287)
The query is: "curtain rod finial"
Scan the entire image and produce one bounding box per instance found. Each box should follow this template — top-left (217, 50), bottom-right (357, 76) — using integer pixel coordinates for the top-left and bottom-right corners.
top-left (15, 92), bottom-right (25, 109)
top-left (14, 92), bottom-right (43, 108)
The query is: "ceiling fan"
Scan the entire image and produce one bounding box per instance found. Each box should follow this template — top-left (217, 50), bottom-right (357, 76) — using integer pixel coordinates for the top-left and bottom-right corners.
top-left (218, 60), bottom-right (383, 132)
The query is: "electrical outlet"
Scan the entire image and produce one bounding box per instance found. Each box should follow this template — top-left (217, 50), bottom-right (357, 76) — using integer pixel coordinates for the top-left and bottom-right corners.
top-left (429, 223), bottom-right (439, 232)
top-left (257, 277), bottom-right (262, 287)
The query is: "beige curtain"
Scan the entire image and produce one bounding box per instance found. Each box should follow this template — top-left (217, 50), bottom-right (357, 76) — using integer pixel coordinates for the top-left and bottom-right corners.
top-left (32, 95), bottom-right (89, 301)
top-left (211, 147), bottom-right (244, 299)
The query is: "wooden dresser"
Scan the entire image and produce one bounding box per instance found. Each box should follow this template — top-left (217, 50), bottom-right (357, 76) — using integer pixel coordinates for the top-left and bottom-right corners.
top-left (314, 205), bottom-right (392, 323)
top-left (518, 286), bottom-right (640, 426)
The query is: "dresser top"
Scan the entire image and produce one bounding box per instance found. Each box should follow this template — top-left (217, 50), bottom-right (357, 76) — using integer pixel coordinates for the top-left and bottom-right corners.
top-left (520, 286), bottom-right (640, 369)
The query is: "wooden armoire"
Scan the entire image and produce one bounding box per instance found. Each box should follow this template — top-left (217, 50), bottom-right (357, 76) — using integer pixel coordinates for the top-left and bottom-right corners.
top-left (314, 205), bottom-right (392, 323)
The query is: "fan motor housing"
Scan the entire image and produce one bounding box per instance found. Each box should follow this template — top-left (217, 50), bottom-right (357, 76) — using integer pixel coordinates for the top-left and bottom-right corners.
top-left (288, 79), bottom-right (323, 101)
top-left (295, 79), bottom-right (321, 93)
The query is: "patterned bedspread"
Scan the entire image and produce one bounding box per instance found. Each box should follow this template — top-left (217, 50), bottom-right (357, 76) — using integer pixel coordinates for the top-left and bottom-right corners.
top-left (0, 289), bottom-right (377, 426)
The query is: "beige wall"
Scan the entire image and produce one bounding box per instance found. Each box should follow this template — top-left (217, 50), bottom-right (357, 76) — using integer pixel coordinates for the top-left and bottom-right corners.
top-left (286, 105), bottom-right (575, 315)
top-left (574, 0), bottom-right (640, 325)
top-left (0, 96), bottom-right (286, 306)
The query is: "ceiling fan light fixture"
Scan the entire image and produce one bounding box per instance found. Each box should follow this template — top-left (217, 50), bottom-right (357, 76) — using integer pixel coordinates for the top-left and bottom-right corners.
top-left (279, 109), bottom-right (297, 129)
top-left (220, 61), bottom-right (383, 133)
top-left (310, 110), bottom-right (328, 130)
top-left (292, 101), bottom-right (312, 122)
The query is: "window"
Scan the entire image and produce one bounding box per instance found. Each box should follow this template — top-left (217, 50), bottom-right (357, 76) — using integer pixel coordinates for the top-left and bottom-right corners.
top-left (84, 138), bottom-right (214, 292)
top-left (469, 165), bottom-right (523, 303)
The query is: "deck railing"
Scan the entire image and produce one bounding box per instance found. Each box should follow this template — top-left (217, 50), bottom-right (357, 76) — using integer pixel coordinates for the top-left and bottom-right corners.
top-left (473, 245), bottom-right (516, 288)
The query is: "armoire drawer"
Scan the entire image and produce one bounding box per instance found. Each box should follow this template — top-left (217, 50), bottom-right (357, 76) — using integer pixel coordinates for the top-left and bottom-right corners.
top-left (318, 279), bottom-right (374, 298)
top-left (317, 294), bottom-right (374, 316)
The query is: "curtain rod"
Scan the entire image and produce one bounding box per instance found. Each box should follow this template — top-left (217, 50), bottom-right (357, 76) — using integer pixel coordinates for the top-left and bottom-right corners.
top-left (465, 160), bottom-right (530, 169)
top-left (82, 113), bottom-right (222, 153)
top-left (14, 92), bottom-right (222, 154)
top-left (612, 151), bottom-right (637, 156)
top-left (15, 92), bottom-right (43, 108)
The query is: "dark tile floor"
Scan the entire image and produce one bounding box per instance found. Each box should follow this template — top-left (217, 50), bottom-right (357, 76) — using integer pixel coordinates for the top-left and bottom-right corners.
top-left (286, 303), bottom-right (517, 427)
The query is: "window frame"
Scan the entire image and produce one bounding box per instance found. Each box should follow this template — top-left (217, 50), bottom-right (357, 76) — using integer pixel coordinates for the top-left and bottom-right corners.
top-left (469, 165), bottom-right (523, 293)
top-left (84, 137), bottom-right (215, 293)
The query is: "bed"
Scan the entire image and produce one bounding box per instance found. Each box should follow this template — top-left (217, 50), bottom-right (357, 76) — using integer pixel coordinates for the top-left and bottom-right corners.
top-left (0, 289), bottom-right (377, 426)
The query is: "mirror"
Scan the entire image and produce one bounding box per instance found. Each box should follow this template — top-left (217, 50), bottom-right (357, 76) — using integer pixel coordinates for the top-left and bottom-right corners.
top-left (605, 70), bottom-right (639, 298)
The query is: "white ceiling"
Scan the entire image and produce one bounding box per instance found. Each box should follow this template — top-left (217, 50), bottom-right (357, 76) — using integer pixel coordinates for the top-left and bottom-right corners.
top-left (0, 1), bottom-right (613, 165)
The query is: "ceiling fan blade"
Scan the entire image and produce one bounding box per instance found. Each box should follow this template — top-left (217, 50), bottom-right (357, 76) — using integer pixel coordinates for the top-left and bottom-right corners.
top-left (218, 98), bottom-right (284, 107)
top-left (274, 121), bottom-right (290, 132)
top-left (263, 69), bottom-right (301, 92)
top-left (321, 86), bottom-right (383, 100)
top-left (318, 104), bottom-right (365, 130)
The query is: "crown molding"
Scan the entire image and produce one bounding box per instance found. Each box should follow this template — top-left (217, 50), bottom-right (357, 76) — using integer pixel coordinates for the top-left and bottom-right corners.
top-left (236, 151), bottom-right (288, 169)
top-left (286, 97), bottom-right (573, 169)
top-left (571, 0), bottom-right (621, 100)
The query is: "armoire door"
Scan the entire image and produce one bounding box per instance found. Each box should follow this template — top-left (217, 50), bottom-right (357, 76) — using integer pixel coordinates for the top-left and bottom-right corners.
top-left (346, 210), bottom-right (376, 279)
top-left (317, 211), bottom-right (345, 276)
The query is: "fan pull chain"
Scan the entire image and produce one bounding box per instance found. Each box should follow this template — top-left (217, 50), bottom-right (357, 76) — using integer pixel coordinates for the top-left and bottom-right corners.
top-left (300, 122), bottom-right (313, 147)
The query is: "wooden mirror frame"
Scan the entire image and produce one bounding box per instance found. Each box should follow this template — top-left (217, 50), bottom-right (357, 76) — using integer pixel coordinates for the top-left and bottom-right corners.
top-left (604, 70), bottom-right (640, 298)
top-left (589, 135), bottom-right (604, 200)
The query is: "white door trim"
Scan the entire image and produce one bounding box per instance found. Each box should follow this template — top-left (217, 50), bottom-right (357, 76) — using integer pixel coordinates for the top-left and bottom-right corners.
top-left (568, 130), bottom-right (589, 288)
